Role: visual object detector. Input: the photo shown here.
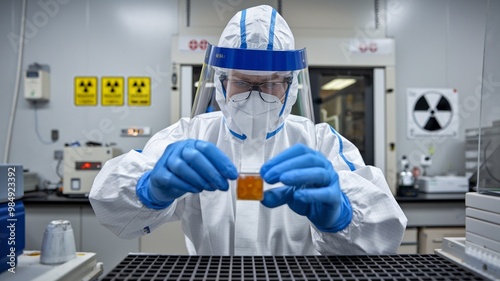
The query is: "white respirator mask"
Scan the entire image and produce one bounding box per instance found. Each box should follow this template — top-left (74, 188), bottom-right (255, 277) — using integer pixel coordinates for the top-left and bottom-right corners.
top-left (225, 92), bottom-right (284, 141)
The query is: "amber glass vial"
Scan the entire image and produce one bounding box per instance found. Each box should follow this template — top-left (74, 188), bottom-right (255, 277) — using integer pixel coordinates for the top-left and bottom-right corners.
top-left (237, 174), bottom-right (264, 200)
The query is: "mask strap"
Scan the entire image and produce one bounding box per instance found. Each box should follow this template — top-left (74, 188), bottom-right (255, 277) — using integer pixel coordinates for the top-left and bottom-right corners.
top-left (219, 74), bottom-right (227, 99)
top-left (278, 75), bottom-right (293, 117)
top-left (266, 123), bottom-right (285, 139)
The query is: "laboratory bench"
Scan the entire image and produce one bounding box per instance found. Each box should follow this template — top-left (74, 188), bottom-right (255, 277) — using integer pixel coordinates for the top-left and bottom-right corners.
top-left (395, 192), bottom-right (466, 202)
top-left (22, 191), bottom-right (90, 204)
top-left (0, 251), bottom-right (102, 281)
top-left (395, 192), bottom-right (466, 227)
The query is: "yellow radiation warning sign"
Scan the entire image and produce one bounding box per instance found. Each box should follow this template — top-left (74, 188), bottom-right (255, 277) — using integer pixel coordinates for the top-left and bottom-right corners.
top-left (128, 77), bottom-right (151, 106)
top-left (101, 77), bottom-right (124, 106)
top-left (74, 77), bottom-right (98, 106)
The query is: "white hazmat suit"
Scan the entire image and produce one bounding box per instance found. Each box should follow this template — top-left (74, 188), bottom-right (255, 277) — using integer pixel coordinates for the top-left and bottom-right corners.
top-left (90, 5), bottom-right (407, 256)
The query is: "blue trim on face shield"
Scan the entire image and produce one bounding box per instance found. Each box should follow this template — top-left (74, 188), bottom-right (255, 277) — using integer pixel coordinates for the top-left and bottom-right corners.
top-left (205, 44), bottom-right (307, 71)
top-left (267, 9), bottom-right (277, 50)
top-left (240, 10), bottom-right (247, 49)
top-left (329, 126), bottom-right (356, 171)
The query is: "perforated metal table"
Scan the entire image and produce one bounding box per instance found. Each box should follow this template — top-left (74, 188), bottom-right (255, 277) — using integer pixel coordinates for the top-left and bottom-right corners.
top-left (101, 254), bottom-right (484, 280)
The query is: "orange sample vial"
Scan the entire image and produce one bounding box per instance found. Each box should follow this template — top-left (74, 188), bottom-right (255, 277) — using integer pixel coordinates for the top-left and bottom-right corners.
top-left (237, 174), bottom-right (263, 200)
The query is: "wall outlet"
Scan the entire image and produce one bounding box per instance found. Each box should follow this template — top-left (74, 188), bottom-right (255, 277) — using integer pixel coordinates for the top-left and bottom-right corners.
top-left (54, 150), bottom-right (63, 160)
top-left (51, 129), bottom-right (59, 142)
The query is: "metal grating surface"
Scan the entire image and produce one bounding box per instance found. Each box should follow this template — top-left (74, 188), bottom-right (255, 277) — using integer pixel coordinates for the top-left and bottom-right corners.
top-left (101, 254), bottom-right (484, 281)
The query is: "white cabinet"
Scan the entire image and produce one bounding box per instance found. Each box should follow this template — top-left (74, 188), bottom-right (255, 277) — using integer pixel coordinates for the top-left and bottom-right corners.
top-left (418, 227), bottom-right (465, 254)
top-left (397, 194), bottom-right (466, 254)
top-left (81, 207), bottom-right (140, 275)
top-left (139, 221), bottom-right (188, 254)
top-left (397, 228), bottom-right (418, 254)
top-left (399, 201), bottom-right (466, 227)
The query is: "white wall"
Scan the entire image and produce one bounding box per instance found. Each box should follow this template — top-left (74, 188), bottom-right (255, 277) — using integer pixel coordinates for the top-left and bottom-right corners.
top-left (386, 0), bottom-right (487, 176)
top-left (0, 0), bottom-right (178, 184)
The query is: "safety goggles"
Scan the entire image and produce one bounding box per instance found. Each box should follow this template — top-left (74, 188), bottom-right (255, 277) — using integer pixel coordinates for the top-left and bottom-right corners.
top-left (219, 74), bottom-right (292, 103)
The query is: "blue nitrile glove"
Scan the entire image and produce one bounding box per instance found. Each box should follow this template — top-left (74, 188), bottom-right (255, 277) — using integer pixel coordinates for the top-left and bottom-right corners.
top-left (260, 144), bottom-right (352, 232)
top-left (137, 139), bottom-right (238, 209)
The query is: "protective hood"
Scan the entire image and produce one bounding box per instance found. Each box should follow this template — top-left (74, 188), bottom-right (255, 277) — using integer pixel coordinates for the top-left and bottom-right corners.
top-left (191, 5), bottom-right (313, 141)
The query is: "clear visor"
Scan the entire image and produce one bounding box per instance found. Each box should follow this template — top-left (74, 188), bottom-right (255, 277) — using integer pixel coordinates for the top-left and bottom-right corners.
top-left (191, 44), bottom-right (314, 123)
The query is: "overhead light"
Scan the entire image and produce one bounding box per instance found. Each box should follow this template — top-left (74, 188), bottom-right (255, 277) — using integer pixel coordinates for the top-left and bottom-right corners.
top-left (321, 78), bottom-right (356, 90)
top-left (194, 82), bottom-right (214, 88)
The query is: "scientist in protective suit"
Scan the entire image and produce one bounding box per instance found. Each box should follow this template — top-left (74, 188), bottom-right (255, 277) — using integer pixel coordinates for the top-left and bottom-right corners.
top-left (90, 5), bottom-right (407, 255)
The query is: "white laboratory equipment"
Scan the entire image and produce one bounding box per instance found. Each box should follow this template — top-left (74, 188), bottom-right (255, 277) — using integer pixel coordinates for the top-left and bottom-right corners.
top-left (24, 63), bottom-right (50, 102)
top-left (63, 147), bottom-right (121, 197)
top-left (420, 154), bottom-right (432, 176)
top-left (416, 175), bottom-right (469, 193)
top-left (396, 155), bottom-right (418, 197)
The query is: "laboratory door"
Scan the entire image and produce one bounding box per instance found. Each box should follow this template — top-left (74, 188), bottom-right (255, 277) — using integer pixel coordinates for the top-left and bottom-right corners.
top-left (310, 68), bottom-right (384, 166)
top-left (179, 65), bottom-right (202, 118)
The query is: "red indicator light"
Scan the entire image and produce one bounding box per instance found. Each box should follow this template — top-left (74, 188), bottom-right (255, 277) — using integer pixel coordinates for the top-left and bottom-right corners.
top-left (75, 161), bottom-right (102, 170)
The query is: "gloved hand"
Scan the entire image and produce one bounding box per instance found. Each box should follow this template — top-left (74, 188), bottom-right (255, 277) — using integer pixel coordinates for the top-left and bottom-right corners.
top-left (137, 139), bottom-right (238, 209)
top-left (260, 144), bottom-right (352, 232)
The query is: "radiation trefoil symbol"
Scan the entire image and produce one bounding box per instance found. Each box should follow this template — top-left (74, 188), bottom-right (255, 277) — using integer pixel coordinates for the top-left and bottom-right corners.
top-left (407, 88), bottom-right (459, 139)
top-left (79, 80), bottom-right (94, 93)
top-left (106, 81), bottom-right (120, 92)
top-left (132, 81), bottom-right (146, 93)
